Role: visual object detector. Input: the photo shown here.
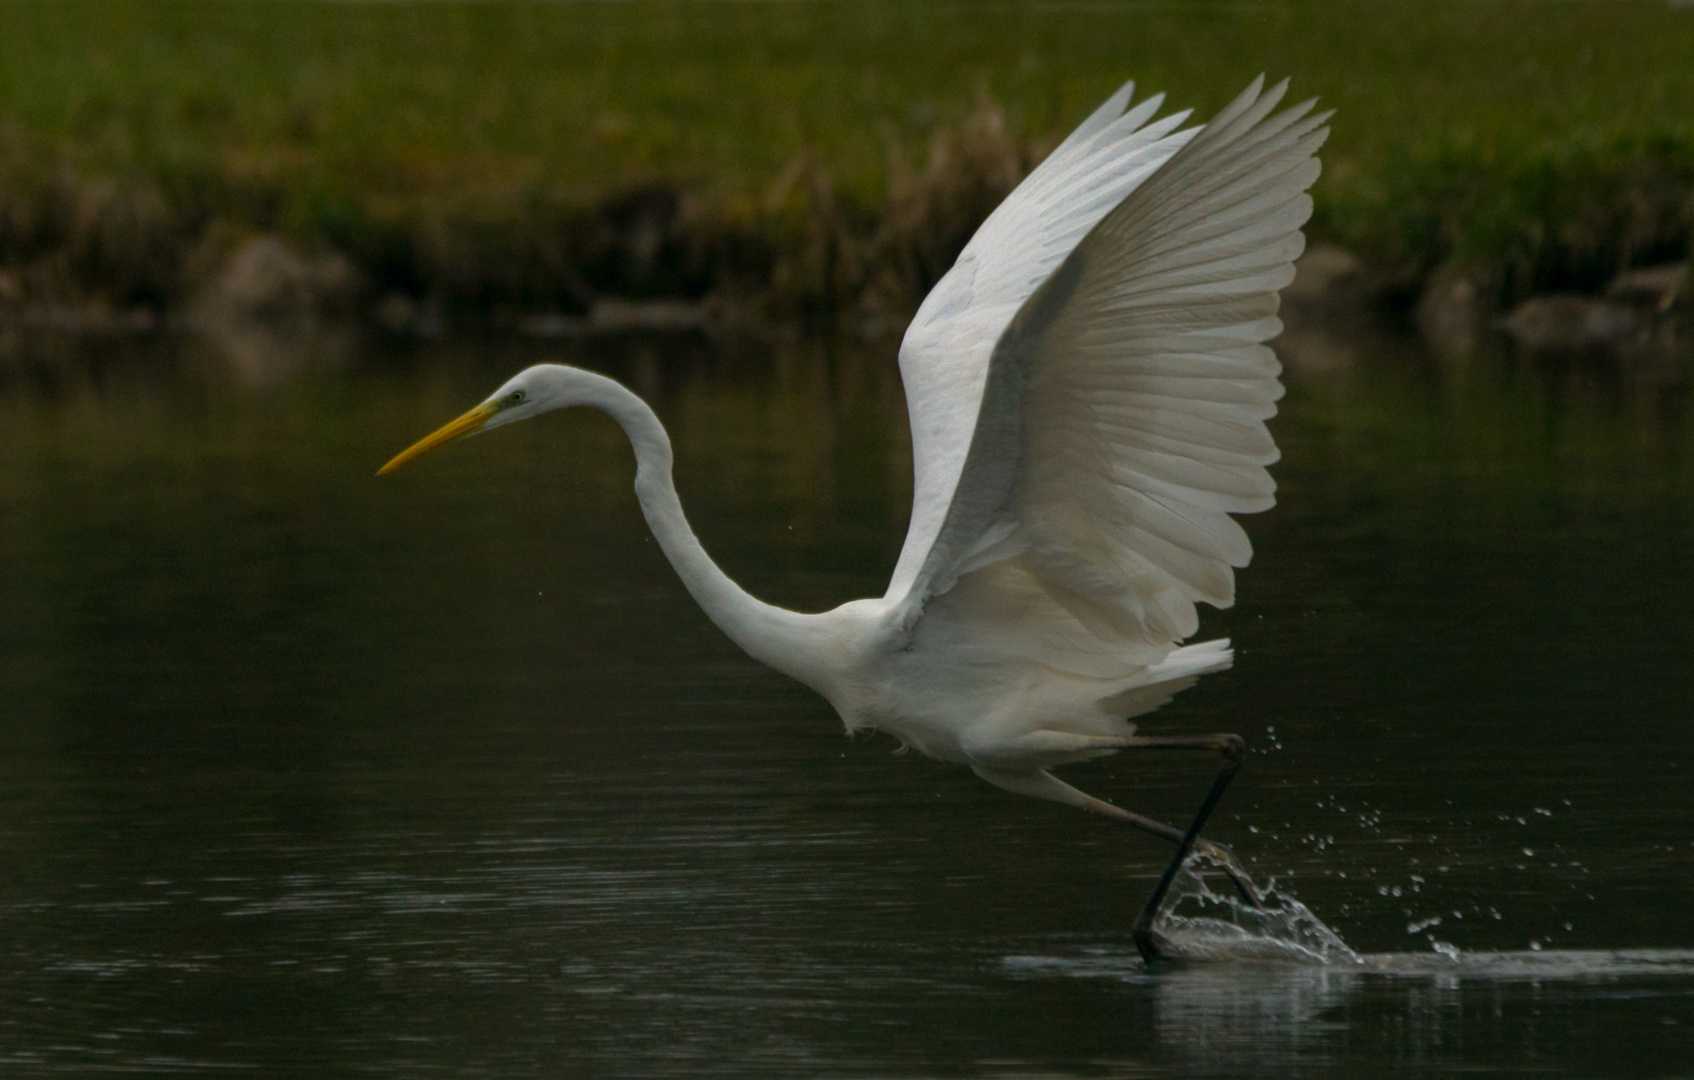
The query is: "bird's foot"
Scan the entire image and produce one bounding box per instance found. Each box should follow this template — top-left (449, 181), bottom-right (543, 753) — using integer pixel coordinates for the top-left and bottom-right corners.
top-left (1133, 925), bottom-right (1176, 966)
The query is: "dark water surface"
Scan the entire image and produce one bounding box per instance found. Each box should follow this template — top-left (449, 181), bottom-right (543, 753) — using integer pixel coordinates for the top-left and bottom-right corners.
top-left (2, 323), bottom-right (1692, 1076)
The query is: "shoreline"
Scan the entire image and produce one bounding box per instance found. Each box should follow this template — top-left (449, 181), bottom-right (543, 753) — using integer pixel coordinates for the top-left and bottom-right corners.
top-left (1, 168), bottom-right (1685, 354)
top-left (1, 1), bottom-right (1689, 356)
top-left (1, 237), bottom-right (1684, 393)
top-left (0, 194), bottom-right (1683, 372)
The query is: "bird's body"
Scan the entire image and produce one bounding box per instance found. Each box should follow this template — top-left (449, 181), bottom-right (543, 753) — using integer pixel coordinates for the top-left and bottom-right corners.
top-left (504, 367), bottom-right (1238, 776)
top-left (382, 76), bottom-right (1329, 953)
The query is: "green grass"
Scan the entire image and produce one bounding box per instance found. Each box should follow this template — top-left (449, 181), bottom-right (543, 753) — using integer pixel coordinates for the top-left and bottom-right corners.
top-left (1, 0), bottom-right (1691, 310)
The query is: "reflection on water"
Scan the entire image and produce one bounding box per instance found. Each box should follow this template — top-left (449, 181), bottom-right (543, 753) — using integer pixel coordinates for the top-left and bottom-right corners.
top-left (1, 318), bottom-right (1692, 1076)
top-left (1007, 946), bottom-right (1694, 1076)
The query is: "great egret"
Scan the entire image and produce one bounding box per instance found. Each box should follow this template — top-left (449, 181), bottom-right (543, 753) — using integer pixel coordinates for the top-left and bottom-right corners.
top-left (382, 76), bottom-right (1327, 962)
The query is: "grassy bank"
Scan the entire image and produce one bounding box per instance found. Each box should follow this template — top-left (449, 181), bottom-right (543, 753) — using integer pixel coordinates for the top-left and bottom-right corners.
top-left (0, 0), bottom-right (1691, 321)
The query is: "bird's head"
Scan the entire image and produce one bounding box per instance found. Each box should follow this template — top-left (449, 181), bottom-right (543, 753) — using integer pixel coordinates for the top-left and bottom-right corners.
top-left (377, 363), bottom-right (603, 475)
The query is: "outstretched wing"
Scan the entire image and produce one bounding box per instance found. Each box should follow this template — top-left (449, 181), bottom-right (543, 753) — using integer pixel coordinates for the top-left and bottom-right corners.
top-left (885, 81), bottom-right (1198, 604)
top-left (889, 77), bottom-right (1329, 682)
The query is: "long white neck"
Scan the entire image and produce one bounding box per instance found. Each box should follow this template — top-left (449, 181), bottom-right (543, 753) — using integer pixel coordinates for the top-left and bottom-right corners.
top-left (576, 373), bottom-right (821, 678)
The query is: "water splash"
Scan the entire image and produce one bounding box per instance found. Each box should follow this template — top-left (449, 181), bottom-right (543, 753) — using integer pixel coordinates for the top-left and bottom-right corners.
top-left (1146, 850), bottom-right (1362, 965)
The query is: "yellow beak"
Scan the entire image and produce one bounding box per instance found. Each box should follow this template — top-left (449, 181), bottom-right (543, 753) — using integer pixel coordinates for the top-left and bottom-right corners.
top-left (378, 401), bottom-right (499, 475)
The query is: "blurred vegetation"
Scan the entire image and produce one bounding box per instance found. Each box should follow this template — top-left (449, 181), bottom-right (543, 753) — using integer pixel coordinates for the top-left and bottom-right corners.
top-left (0, 0), bottom-right (1690, 319)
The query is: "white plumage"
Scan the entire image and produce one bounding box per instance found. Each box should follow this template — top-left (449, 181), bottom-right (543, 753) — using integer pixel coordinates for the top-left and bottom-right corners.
top-left (383, 76), bottom-right (1328, 866)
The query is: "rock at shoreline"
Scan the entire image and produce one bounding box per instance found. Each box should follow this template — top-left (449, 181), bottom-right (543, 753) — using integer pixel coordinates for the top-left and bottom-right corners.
top-left (1273, 245), bottom-right (1379, 373)
top-left (193, 237), bottom-right (358, 327)
top-left (182, 236), bottom-right (360, 387)
top-left (1415, 268), bottom-right (1488, 360)
top-left (372, 293), bottom-right (443, 337)
top-left (1457, 262), bottom-right (1687, 357)
top-left (1502, 295), bottom-right (1644, 351)
top-left (1283, 244), bottom-right (1363, 305)
top-left (1605, 263), bottom-right (1687, 313)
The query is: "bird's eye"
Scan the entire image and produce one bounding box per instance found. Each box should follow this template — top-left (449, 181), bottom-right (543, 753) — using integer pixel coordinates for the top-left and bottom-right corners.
top-left (508, 391), bottom-right (525, 405)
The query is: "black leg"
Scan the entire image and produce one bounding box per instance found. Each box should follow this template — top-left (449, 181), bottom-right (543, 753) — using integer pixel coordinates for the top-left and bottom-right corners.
top-left (1125, 734), bottom-right (1249, 965)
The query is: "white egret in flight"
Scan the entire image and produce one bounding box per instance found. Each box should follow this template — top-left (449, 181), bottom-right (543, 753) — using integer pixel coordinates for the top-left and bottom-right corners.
top-left (382, 76), bottom-right (1328, 961)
